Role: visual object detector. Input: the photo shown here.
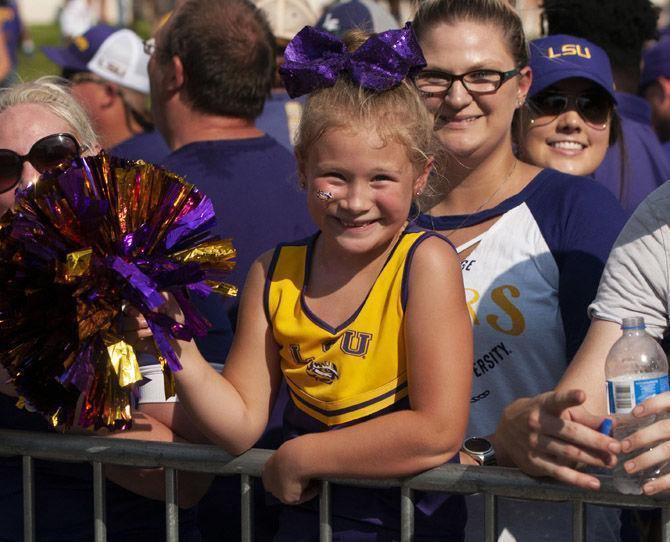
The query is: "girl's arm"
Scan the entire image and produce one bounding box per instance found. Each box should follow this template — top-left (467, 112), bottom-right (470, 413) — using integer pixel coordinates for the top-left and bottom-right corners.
top-left (174, 252), bottom-right (283, 454)
top-left (262, 237), bottom-right (473, 504)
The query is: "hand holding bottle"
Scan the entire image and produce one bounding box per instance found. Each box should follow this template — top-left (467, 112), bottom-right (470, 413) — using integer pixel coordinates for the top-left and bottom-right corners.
top-left (614, 393), bottom-right (670, 495)
top-left (606, 316), bottom-right (670, 494)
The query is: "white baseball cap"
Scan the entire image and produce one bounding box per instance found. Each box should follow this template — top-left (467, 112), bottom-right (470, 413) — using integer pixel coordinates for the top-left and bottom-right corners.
top-left (254, 0), bottom-right (318, 41)
top-left (86, 29), bottom-right (150, 94)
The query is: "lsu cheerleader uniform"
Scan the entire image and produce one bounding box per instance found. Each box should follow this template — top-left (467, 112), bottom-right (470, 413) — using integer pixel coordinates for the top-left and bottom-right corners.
top-left (265, 226), bottom-right (465, 541)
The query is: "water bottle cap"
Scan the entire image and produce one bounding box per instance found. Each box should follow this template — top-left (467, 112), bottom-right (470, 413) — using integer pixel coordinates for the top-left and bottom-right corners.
top-left (621, 316), bottom-right (645, 330)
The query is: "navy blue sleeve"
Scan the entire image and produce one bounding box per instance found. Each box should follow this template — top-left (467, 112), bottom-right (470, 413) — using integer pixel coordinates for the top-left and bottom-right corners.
top-left (529, 171), bottom-right (627, 361)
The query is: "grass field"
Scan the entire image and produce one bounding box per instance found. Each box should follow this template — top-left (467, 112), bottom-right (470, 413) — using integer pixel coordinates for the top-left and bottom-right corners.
top-left (17, 24), bottom-right (61, 81)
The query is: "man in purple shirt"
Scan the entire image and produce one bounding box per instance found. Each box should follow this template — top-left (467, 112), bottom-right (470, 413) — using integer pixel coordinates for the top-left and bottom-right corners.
top-left (544, 0), bottom-right (670, 213)
top-left (146, 0), bottom-right (313, 538)
top-left (640, 37), bottom-right (670, 167)
top-left (43, 25), bottom-right (169, 164)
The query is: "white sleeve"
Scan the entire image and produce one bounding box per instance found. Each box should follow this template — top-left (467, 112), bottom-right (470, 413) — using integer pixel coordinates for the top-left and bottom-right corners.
top-left (137, 352), bottom-right (224, 404)
top-left (589, 184), bottom-right (670, 340)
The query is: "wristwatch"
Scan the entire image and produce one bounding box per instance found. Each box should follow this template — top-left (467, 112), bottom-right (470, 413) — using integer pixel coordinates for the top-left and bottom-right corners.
top-left (461, 437), bottom-right (496, 466)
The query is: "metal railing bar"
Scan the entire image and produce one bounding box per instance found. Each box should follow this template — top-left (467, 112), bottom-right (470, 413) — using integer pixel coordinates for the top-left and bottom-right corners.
top-left (165, 468), bottom-right (178, 542)
top-left (241, 474), bottom-right (254, 542)
top-left (571, 500), bottom-right (584, 542)
top-left (22, 455), bottom-right (34, 542)
top-left (400, 486), bottom-right (414, 542)
top-left (484, 493), bottom-right (496, 542)
top-left (320, 480), bottom-right (332, 542)
top-left (92, 461), bottom-right (106, 542)
top-left (3, 430), bottom-right (670, 511)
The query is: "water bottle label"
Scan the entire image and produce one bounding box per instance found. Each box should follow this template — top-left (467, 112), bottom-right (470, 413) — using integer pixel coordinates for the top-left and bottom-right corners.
top-left (607, 376), bottom-right (670, 413)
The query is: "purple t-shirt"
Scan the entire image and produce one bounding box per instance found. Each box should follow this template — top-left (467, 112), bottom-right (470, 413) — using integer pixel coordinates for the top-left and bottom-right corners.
top-left (594, 92), bottom-right (670, 213)
top-left (255, 89), bottom-right (304, 151)
top-left (109, 129), bottom-right (170, 165)
top-left (161, 135), bottom-right (314, 363)
top-left (663, 140), bottom-right (670, 167)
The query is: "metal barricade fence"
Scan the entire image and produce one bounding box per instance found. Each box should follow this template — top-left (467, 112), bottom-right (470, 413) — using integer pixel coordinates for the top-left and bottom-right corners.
top-left (2, 428), bottom-right (670, 542)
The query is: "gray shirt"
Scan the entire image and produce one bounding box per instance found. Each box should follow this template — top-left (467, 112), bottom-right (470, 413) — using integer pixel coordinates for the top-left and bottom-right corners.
top-left (590, 180), bottom-right (670, 340)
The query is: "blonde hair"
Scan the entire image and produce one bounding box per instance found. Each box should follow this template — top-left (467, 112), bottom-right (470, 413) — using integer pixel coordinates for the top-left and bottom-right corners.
top-left (294, 32), bottom-right (441, 196)
top-left (0, 77), bottom-right (98, 152)
top-left (412, 0), bottom-right (529, 67)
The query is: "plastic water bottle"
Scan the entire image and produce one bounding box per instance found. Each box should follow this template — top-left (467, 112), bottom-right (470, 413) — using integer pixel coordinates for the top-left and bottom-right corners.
top-left (606, 316), bottom-right (670, 494)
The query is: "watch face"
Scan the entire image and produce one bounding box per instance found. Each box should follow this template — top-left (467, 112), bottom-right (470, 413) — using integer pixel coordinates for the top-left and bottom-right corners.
top-left (465, 437), bottom-right (492, 454)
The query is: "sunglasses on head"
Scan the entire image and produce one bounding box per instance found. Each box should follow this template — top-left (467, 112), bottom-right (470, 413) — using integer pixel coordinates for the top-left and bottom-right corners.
top-left (527, 89), bottom-right (613, 128)
top-left (0, 133), bottom-right (81, 194)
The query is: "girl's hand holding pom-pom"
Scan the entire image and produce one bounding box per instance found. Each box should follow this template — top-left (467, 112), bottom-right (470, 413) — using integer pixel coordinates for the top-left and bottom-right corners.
top-left (0, 152), bottom-right (237, 430)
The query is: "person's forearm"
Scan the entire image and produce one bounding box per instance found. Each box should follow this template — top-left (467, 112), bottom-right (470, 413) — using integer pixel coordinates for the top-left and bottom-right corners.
top-left (103, 410), bottom-right (212, 507)
top-left (556, 319), bottom-right (621, 414)
top-left (173, 340), bottom-right (265, 454)
top-left (288, 409), bottom-right (464, 480)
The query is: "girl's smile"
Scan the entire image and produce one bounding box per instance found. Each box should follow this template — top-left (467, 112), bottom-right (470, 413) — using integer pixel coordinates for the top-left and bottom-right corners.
top-left (301, 126), bottom-right (429, 258)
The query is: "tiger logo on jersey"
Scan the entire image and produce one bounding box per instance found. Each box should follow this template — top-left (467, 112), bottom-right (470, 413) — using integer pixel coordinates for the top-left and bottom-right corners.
top-left (306, 360), bottom-right (339, 384)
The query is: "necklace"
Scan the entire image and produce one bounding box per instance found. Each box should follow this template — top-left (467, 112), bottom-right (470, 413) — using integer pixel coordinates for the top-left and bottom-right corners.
top-left (429, 158), bottom-right (518, 237)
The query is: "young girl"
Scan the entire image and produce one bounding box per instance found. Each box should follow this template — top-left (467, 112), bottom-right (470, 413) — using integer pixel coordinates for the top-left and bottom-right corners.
top-left (147, 25), bottom-right (472, 540)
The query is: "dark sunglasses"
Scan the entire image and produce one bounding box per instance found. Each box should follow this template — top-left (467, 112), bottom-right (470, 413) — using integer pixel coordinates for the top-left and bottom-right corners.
top-left (527, 90), bottom-right (613, 128)
top-left (0, 133), bottom-right (81, 194)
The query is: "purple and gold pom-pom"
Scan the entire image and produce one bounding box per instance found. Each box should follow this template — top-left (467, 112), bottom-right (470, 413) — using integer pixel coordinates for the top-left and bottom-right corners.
top-left (0, 152), bottom-right (236, 430)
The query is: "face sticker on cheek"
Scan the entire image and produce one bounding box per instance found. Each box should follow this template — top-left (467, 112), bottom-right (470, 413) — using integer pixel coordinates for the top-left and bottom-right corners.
top-left (310, 180), bottom-right (346, 203)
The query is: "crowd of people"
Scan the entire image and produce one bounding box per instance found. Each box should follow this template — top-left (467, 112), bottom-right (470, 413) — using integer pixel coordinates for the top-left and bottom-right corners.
top-left (3, 0), bottom-right (670, 540)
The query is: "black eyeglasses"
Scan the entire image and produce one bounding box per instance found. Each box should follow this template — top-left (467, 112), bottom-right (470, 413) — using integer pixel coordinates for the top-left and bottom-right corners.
top-left (527, 90), bottom-right (613, 129)
top-left (414, 68), bottom-right (522, 97)
top-left (0, 133), bottom-right (81, 194)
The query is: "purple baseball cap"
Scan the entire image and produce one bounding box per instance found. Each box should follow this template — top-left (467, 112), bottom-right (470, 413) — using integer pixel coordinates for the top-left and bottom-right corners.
top-left (640, 38), bottom-right (670, 91)
top-left (529, 34), bottom-right (616, 103)
top-left (42, 24), bottom-right (118, 73)
top-left (316, 0), bottom-right (398, 38)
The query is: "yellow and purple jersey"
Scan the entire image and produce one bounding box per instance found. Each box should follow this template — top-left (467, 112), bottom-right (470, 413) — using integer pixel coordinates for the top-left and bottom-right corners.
top-left (265, 228), bottom-right (445, 432)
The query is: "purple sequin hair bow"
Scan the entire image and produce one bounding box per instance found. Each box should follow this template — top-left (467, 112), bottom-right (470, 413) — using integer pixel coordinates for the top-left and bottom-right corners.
top-left (279, 22), bottom-right (426, 98)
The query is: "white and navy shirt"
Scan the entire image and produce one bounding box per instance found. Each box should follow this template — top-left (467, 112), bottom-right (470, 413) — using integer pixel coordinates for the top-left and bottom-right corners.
top-left (418, 168), bottom-right (626, 542)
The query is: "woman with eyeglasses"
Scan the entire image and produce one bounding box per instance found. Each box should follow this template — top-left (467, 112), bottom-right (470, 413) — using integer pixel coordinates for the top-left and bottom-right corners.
top-left (0, 78), bottom-right (204, 541)
top-left (411, 1), bottom-right (626, 540)
top-left (516, 35), bottom-right (624, 184)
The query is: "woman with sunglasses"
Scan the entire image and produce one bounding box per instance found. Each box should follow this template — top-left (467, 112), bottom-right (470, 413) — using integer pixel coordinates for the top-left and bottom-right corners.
top-left (517, 35), bottom-right (624, 187)
top-left (0, 78), bottom-right (205, 541)
top-left (411, 1), bottom-right (626, 540)
top-left (0, 78), bottom-right (97, 217)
